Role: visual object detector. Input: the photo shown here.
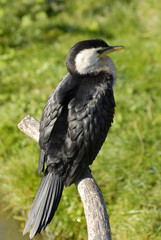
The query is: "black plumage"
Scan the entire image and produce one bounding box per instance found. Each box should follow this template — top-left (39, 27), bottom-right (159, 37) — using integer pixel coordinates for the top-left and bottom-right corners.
top-left (23, 39), bottom-right (124, 238)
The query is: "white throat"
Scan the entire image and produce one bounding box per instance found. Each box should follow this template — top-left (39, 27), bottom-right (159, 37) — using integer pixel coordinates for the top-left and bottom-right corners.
top-left (75, 48), bottom-right (101, 75)
top-left (74, 48), bottom-right (116, 85)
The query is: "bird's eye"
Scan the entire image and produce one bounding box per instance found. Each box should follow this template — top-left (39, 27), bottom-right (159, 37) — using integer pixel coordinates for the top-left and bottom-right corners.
top-left (97, 49), bottom-right (106, 54)
top-left (97, 49), bottom-right (103, 54)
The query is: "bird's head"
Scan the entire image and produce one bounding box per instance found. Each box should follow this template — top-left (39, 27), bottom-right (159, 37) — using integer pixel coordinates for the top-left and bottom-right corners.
top-left (66, 39), bottom-right (124, 77)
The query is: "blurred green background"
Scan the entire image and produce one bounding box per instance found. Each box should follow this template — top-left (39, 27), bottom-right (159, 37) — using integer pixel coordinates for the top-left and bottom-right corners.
top-left (0, 0), bottom-right (161, 239)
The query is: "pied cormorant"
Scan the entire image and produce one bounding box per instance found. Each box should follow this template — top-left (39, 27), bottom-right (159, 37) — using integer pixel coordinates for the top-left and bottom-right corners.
top-left (23, 39), bottom-right (124, 238)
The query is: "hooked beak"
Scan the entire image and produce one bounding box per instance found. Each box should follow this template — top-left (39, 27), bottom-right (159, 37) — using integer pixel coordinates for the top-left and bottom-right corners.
top-left (98, 45), bottom-right (125, 58)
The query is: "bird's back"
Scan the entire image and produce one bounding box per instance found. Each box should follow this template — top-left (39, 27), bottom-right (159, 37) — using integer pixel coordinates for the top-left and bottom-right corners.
top-left (44, 72), bottom-right (115, 187)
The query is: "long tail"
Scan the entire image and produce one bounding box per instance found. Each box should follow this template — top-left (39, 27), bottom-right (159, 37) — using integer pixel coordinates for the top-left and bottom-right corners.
top-left (23, 172), bottom-right (64, 239)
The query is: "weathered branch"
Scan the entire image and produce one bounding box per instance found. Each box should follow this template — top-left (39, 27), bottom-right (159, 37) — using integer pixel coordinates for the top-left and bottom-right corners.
top-left (18, 115), bottom-right (111, 240)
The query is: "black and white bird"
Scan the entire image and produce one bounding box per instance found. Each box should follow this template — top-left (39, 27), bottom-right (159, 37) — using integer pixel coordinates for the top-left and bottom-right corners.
top-left (23, 39), bottom-right (124, 238)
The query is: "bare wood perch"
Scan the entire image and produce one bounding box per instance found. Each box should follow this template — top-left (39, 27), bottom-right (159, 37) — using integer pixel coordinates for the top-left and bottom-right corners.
top-left (18, 115), bottom-right (111, 240)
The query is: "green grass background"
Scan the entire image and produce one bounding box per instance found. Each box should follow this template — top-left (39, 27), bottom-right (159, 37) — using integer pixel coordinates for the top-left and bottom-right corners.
top-left (0, 0), bottom-right (161, 239)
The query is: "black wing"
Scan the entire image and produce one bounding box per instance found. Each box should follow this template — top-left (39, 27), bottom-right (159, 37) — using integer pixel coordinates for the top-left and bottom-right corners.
top-left (38, 73), bottom-right (78, 173)
top-left (64, 82), bottom-right (115, 187)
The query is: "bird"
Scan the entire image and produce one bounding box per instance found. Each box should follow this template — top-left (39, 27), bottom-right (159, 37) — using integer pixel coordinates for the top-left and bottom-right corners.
top-left (23, 39), bottom-right (124, 238)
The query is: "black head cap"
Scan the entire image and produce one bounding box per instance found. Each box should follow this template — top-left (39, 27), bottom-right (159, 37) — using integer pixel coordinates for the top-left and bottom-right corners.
top-left (66, 39), bottom-right (109, 76)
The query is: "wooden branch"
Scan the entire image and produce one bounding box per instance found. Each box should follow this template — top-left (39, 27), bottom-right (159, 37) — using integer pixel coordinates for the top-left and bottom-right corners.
top-left (18, 115), bottom-right (112, 240)
top-left (18, 115), bottom-right (40, 142)
top-left (75, 170), bottom-right (111, 240)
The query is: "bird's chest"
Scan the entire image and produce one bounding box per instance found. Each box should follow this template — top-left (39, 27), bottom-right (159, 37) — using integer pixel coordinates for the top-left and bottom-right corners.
top-left (67, 78), bottom-right (114, 141)
top-left (74, 78), bottom-right (109, 110)
top-left (65, 79), bottom-right (114, 169)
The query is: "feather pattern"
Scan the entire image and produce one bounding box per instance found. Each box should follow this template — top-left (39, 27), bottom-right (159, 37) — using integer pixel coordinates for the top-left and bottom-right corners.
top-left (64, 75), bottom-right (115, 186)
top-left (38, 72), bottom-right (115, 187)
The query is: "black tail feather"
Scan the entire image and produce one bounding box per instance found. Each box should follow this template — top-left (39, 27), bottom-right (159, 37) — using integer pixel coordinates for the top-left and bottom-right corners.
top-left (23, 172), bottom-right (64, 239)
